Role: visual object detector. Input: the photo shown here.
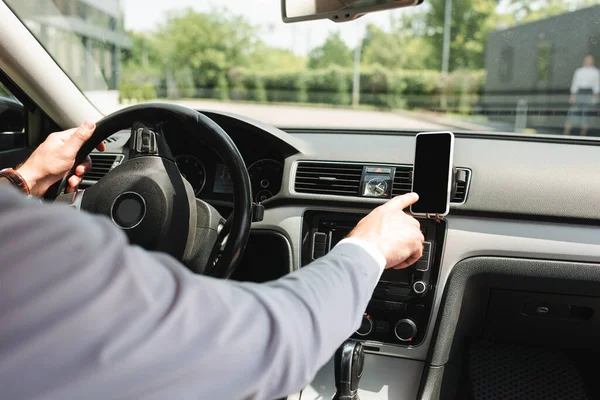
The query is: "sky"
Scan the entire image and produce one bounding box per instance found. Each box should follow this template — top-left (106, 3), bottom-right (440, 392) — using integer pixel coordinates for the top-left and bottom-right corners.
top-left (121, 0), bottom-right (411, 55)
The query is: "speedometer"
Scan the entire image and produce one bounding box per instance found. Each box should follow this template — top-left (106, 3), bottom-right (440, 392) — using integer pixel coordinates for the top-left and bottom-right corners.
top-left (175, 155), bottom-right (206, 195)
top-left (248, 159), bottom-right (284, 202)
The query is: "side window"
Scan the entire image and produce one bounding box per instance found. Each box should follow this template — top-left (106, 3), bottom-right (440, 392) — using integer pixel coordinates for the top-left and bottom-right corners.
top-left (0, 81), bottom-right (26, 151)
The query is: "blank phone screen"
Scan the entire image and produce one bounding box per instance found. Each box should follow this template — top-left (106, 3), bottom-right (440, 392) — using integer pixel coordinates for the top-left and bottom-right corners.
top-left (411, 133), bottom-right (453, 214)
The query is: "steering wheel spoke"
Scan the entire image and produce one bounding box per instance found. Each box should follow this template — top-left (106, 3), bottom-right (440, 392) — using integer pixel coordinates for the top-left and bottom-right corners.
top-left (54, 189), bottom-right (85, 211)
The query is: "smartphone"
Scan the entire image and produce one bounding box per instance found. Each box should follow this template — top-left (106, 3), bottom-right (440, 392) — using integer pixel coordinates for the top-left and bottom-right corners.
top-left (410, 131), bottom-right (455, 217)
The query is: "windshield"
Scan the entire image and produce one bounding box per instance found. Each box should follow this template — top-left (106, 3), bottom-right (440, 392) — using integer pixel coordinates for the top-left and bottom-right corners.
top-left (5, 0), bottom-right (600, 136)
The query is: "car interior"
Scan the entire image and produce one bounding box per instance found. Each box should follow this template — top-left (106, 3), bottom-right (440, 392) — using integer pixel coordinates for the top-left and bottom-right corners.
top-left (2, 0), bottom-right (600, 399)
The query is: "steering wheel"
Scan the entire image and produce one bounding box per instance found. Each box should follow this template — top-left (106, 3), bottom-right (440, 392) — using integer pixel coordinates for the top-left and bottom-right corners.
top-left (49, 103), bottom-right (253, 279)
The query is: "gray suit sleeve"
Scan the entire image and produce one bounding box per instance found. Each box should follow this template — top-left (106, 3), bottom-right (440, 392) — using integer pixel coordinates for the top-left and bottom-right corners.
top-left (0, 188), bottom-right (382, 400)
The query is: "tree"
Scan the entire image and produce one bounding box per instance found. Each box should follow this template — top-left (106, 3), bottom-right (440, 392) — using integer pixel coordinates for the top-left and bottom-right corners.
top-left (426, 0), bottom-right (497, 71)
top-left (308, 31), bottom-right (352, 69)
top-left (154, 8), bottom-right (260, 88)
top-left (121, 31), bottom-right (161, 71)
top-left (361, 11), bottom-right (435, 70)
top-left (249, 44), bottom-right (306, 71)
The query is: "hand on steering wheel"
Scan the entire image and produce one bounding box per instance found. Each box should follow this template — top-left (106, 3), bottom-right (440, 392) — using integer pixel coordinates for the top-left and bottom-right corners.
top-left (17, 121), bottom-right (106, 196)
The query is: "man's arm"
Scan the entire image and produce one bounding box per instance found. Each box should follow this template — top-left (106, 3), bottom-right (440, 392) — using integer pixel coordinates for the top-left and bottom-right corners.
top-left (0, 189), bottom-right (421, 400)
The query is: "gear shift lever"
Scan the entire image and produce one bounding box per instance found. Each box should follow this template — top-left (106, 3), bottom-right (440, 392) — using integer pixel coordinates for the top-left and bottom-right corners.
top-left (333, 339), bottom-right (364, 400)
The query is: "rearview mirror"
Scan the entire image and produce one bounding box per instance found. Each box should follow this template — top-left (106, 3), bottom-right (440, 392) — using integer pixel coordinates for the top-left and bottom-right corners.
top-left (281, 0), bottom-right (423, 23)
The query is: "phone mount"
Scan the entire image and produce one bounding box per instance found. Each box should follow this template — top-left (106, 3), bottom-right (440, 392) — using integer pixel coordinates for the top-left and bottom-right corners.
top-left (423, 167), bottom-right (468, 221)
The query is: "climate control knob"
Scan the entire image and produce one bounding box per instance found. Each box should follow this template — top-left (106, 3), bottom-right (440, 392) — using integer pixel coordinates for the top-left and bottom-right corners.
top-left (413, 281), bottom-right (428, 295)
top-left (394, 319), bottom-right (417, 342)
top-left (356, 314), bottom-right (373, 337)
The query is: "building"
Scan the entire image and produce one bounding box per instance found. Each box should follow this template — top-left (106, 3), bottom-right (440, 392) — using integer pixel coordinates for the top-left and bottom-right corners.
top-left (483, 5), bottom-right (600, 133)
top-left (8, 0), bottom-right (132, 109)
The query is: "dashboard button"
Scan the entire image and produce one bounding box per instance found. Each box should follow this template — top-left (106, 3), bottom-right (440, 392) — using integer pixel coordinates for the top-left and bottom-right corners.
top-left (312, 232), bottom-right (328, 259)
top-left (414, 260), bottom-right (429, 272)
top-left (413, 281), bottom-right (428, 295)
top-left (394, 319), bottom-right (417, 342)
top-left (356, 315), bottom-right (373, 336)
top-left (422, 241), bottom-right (431, 254)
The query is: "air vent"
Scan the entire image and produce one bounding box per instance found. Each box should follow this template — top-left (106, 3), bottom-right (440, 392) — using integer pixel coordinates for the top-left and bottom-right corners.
top-left (452, 169), bottom-right (471, 203)
top-left (80, 153), bottom-right (124, 189)
top-left (391, 166), bottom-right (412, 197)
top-left (295, 162), bottom-right (362, 196)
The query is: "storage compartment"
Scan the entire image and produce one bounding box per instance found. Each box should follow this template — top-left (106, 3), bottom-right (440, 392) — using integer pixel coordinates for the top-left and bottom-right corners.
top-left (484, 290), bottom-right (600, 348)
top-left (231, 230), bottom-right (292, 283)
top-left (419, 257), bottom-right (600, 400)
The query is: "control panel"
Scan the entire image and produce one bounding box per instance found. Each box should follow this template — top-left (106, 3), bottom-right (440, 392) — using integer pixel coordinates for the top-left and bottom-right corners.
top-left (302, 210), bottom-right (445, 347)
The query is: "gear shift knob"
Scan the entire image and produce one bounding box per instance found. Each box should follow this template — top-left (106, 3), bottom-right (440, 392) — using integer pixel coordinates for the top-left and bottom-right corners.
top-left (333, 339), bottom-right (364, 400)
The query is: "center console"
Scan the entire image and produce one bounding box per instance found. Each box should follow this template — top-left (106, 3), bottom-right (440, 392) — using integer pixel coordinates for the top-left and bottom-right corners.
top-left (302, 210), bottom-right (445, 348)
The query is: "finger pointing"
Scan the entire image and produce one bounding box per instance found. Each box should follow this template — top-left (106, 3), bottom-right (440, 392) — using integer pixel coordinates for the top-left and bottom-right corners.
top-left (385, 192), bottom-right (419, 210)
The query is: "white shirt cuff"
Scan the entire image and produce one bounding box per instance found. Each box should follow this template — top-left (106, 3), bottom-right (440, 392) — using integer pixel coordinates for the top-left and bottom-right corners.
top-left (335, 237), bottom-right (386, 273)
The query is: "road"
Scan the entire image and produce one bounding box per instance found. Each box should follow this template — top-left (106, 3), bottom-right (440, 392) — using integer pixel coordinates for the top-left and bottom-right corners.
top-left (118, 100), bottom-right (453, 130)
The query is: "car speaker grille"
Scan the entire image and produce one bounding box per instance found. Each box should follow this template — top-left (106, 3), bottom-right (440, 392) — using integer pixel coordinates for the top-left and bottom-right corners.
top-left (294, 162), bottom-right (362, 196)
top-left (80, 153), bottom-right (124, 189)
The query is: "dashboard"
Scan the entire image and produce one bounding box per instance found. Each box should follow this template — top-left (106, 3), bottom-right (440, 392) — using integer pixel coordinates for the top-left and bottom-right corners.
top-left (94, 109), bottom-right (600, 400)
top-left (158, 113), bottom-right (295, 206)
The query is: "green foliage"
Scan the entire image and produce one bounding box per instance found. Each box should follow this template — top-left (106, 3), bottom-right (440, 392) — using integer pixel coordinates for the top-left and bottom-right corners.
top-left (361, 14), bottom-right (435, 71)
top-left (142, 83), bottom-right (157, 100)
top-left (426, 0), bottom-right (496, 71)
top-left (242, 71), bottom-right (267, 102)
top-left (121, 31), bottom-right (161, 71)
top-left (264, 71), bottom-right (303, 103)
top-left (215, 73), bottom-right (229, 100)
top-left (308, 31), bottom-right (353, 69)
top-left (305, 67), bottom-right (352, 105)
top-left (154, 9), bottom-right (259, 88)
top-left (174, 67), bottom-right (196, 98)
top-left (249, 44), bottom-right (306, 71)
top-left (439, 70), bottom-right (486, 113)
top-left (358, 65), bottom-right (405, 109)
top-left (296, 72), bottom-right (309, 103)
top-left (228, 68), bottom-right (248, 101)
top-left (119, 81), bottom-right (157, 102)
